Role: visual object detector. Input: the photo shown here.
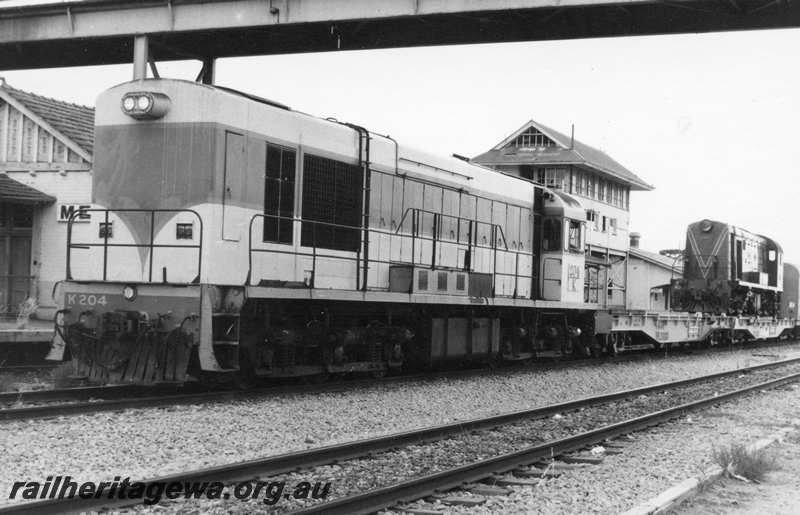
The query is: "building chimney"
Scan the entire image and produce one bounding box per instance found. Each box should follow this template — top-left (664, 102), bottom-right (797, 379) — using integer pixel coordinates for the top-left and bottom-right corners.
top-left (630, 232), bottom-right (641, 248)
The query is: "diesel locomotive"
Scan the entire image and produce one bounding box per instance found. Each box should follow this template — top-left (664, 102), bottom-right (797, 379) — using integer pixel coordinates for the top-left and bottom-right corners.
top-left (48, 78), bottom-right (606, 385)
top-left (46, 78), bottom-right (799, 385)
top-left (671, 219), bottom-right (783, 316)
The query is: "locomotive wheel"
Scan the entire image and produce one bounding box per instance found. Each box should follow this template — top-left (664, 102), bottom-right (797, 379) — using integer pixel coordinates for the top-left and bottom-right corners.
top-left (303, 372), bottom-right (330, 385)
top-left (606, 334), bottom-right (619, 356)
top-left (233, 370), bottom-right (257, 389)
top-left (233, 348), bottom-right (258, 390)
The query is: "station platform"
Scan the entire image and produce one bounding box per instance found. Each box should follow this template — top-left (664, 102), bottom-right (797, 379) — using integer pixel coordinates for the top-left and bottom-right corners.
top-left (0, 318), bottom-right (54, 344)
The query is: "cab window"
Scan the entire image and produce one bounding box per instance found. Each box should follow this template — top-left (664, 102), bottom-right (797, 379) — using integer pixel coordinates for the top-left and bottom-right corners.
top-left (568, 220), bottom-right (582, 252)
top-left (542, 218), bottom-right (561, 251)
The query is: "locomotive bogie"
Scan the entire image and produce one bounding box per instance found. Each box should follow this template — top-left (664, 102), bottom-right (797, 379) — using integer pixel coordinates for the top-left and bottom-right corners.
top-left (234, 300), bottom-right (517, 377)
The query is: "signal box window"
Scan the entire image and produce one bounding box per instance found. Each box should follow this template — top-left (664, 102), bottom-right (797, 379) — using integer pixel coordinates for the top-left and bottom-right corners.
top-left (587, 210), bottom-right (599, 231)
top-left (542, 218), bottom-right (561, 251)
top-left (437, 272), bottom-right (448, 291)
top-left (263, 144), bottom-right (297, 244)
top-left (568, 220), bottom-right (581, 252)
top-left (301, 154), bottom-right (363, 252)
top-left (418, 270), bottom-right (428, 290)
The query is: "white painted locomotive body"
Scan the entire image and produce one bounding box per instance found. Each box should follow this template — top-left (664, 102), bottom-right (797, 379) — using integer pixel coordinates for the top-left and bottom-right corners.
top-left (77, 78), bottom-right (593, 307)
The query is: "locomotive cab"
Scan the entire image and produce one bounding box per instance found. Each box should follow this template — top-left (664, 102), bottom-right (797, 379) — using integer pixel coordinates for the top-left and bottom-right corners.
top-left (538, 189), bottom-right (586, 304)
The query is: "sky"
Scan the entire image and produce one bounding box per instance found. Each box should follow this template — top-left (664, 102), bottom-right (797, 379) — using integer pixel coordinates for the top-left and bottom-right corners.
top-left (3, 27), bottom-right (799, 261)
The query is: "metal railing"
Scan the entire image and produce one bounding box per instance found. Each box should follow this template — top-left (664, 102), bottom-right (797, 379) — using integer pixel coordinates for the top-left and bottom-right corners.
top-left (248, 208), bottom-right (535, 298)
top-left (66, 208), bottom-right (203, 284)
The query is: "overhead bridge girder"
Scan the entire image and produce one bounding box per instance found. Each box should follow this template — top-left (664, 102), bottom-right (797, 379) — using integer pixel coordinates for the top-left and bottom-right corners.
top-left (2, 0), bottom-right (800, 70)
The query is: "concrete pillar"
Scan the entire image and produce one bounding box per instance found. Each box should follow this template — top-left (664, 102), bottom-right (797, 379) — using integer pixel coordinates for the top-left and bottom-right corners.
top-left (133, 35), bottom-right (149, 80)
top-left (201, 57), bottom-right (216, 85)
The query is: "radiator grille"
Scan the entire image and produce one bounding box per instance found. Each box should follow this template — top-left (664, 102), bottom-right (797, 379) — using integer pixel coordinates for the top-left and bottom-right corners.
top-left (301, 154), bottom-right (363, 252)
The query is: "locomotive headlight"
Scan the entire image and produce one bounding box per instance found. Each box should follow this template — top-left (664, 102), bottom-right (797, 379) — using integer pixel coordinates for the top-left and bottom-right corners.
top-left (120, 92), bottom-right (171, 120)
top-left (136, 95), bottom-right (152, 111)
top-left (122, 96), bottom-right (136, 112)
top-left (122, 285), bottom-right (137, 301)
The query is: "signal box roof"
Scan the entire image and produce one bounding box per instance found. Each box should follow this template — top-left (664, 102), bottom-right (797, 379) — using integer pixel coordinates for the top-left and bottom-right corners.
top-left (472, 119), bottom-right (653, 191)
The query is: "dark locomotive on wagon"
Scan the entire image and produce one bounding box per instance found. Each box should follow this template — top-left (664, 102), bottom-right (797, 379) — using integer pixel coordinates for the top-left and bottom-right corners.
top-left (671, 219), bottom-right (783, 316)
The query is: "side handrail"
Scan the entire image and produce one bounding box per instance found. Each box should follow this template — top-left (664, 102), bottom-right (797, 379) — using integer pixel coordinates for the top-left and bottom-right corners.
top-left (247, 212), bottom-right (533, 294)
top-left (395, 207), bottom-right (510, 251)
top-left (66, 208), bottom-right (203, 284)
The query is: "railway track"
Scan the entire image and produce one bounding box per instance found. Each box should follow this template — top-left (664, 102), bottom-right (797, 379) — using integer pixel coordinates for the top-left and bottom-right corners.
top-left (1, 344), bottom-right (796, 422)
top-left (2, 357), bottom-right (800, 514)
top-left (0, 366), bottom-right (514, 421)
top-left (297, 370), bottom-right (800, 515)
top-left (0, 363), bottom-right (59, 373)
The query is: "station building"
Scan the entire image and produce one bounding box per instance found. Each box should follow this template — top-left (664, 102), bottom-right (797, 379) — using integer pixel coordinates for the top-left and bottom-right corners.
top-left (626, 233), bottom-right (682, 311)
top-left (0, 79), bottom-right (94, 320)
top-left (472, 120), bottom-right (654, 308)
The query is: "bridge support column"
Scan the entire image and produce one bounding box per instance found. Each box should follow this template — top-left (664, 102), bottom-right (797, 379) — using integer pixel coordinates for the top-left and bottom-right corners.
top-left (133, 34), bottom-right (149, 80)
top-left (200, 57), bottom-right (216, 85)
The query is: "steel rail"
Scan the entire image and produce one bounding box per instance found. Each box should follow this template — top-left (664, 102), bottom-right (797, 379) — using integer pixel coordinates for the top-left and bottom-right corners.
top-left (1, 350), bottom-right (796, 422)
top-left (0, 365), bottom-right (521, 420)
top-left (0, 364), bottom-right (59, 373)
top-left (0, 361), bottom-right (520, 407)
top-left (293, 371), bottom-right (800, 515)
top-left (0, 383), bottom-right (143, 405)
top-left (0, 382), bottom-right (202, 405)
top-left (2, 358), bottom-right (799, 514)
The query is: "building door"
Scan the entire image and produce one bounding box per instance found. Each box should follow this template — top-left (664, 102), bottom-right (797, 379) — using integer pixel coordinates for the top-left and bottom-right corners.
top-left (0, 203), bottom-right (33, 314)
top-left (222, 131), bottom-right (246, 240)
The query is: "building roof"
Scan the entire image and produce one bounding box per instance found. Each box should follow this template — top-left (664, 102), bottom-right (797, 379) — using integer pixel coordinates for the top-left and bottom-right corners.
top-left (0, 174), bottom-right (56, 204)
top-left (630, 246), bottom-right (683, 273)
top-left (472, 119), bottom-right (653, 191)
top-left (0, 79), bottom-right (94, 157)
